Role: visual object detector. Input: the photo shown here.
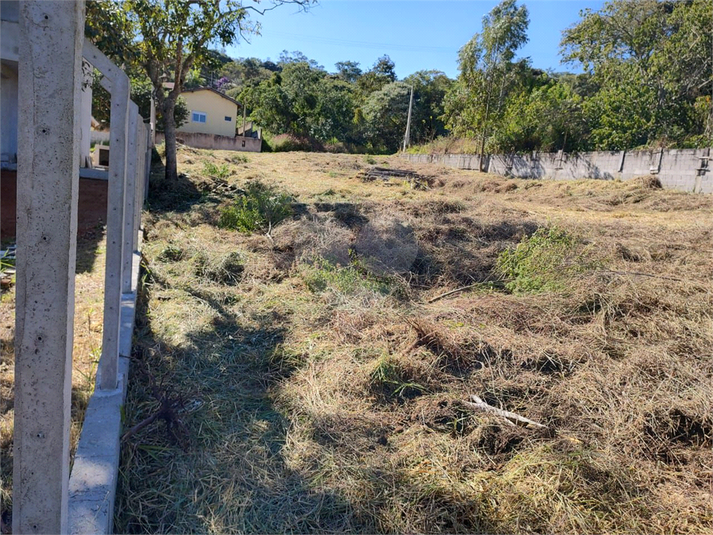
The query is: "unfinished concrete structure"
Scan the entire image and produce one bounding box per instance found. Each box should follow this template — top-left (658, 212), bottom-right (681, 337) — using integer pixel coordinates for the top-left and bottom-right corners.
top-left (1, 0), bottom-right (114, 242)
top-left (5, 1), bottom-right (150, 532)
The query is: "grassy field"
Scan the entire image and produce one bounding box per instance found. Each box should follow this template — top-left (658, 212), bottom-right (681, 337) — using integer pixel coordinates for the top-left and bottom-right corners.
top-left (1, 229), bottom-right (107, 527)
top-left (115, 147), bottom-right (712, 534)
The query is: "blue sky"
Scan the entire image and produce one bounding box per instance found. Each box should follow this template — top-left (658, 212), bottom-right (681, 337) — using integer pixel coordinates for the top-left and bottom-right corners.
top-left (225, 0), bottom-right (605, 79)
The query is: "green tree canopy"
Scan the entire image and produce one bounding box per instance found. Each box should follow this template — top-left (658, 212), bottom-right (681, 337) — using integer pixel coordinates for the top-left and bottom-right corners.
top-left (362, 82), bottom-right (411, 153)
top-left (442, 0), bottom-right (529, 164)
top-left (561, 0), bottom-right (713, 148)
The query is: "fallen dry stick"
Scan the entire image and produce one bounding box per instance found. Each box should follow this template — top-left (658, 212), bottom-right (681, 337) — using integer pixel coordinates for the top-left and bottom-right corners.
top-left (427, 283), bottom-right (479, 303)
top-left (464, 395), bottom-right (547, 429)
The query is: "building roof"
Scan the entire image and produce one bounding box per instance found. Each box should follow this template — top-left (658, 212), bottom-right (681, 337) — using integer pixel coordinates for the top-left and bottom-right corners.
top-left (182, 87), bottom-right (240, 107)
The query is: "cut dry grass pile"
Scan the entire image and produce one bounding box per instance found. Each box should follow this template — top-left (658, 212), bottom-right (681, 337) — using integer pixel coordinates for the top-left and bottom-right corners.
top-left (115, 147), bottom-right (712, 534)
top-left (0, 230), bottom-right (108, 525)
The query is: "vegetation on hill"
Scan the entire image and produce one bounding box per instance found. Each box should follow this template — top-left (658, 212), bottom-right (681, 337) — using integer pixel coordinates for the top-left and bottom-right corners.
top-left (87, 0), bottom-right (711, 158)
top-left (215, 0), bottom-right (711, 154)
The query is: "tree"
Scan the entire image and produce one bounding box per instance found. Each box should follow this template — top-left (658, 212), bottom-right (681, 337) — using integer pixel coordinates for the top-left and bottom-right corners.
top-left (402, 70), bottom-right (453, 144)
top-left (561, 0), bottom-right (713, 147)
top-left (357, 55), bottom-right (397, 96)
top-left (279, 49), bottom-right (323, 69)
top-left (491, 77), bottom-right (588, 152)
top-left (89, 0), bottom-right (313, 182)
top-left (442, 0), bottom-right (529, 167)
top-left (241, 58), bottom-right (357, 143)
top-left (335, 61), bottom-right (362, 83)
top-left (241, 76), bottom-right (294, 135)
top-left (362, 82), bottom-right (411, 153)
top-left (312, 78), bottom-right (357, 142)
top-left (220, 57), bottom-right (277, 93)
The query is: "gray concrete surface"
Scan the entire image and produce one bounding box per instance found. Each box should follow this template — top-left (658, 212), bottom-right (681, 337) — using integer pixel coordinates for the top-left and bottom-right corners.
top-left (90, 42), bottom-right (131, 391)
top-left (403, 148), bottom-right (712, 193)
top-left (12, 2), bottom-right (85, 532)
top-left (121, 103), bottom-right (139, 294)
top-left (68, 249), bottom-right (141, 534)
top-left (155, 131), bottom-right (262, 152)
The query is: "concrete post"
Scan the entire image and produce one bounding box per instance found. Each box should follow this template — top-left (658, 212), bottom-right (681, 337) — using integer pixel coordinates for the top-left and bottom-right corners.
top-left (149, 91), bottom-right (156, 147)
top-left (144, 123), bottom-right (151, 201)
top-left (99, 71), bottom-right (129, 390)
top-left (133, 122), bottom-right (148, 254)
top-left (13, 2), bottom-right (85, 533)
top-left (121, 103), bottom-right (138, 295)
top-left (80, 60), bottom-right (93, 167)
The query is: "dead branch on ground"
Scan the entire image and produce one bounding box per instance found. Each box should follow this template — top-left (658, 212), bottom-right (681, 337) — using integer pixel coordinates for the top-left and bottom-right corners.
top-left (464, 395), bottom-right (547, 429)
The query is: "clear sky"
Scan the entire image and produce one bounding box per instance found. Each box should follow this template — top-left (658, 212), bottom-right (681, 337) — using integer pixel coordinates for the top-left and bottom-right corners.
top-left (225, 0), bottom-right (606, 79)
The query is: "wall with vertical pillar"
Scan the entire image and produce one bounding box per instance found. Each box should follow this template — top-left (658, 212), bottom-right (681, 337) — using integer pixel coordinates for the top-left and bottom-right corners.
top-left (402, 148), bottom-right (712, 193)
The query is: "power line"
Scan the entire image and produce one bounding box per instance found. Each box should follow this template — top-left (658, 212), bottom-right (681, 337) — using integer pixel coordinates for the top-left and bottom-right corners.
top-left (268, 31), bottom-right (457, 54)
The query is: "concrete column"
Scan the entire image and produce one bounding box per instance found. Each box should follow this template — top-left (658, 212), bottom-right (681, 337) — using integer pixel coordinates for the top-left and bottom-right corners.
top-left (149, 92), bottom-right (156, 147)
top-left (144, 123), bottom-right (151, 201)
top-left (121, 103), bottom-right (138, 295)
top-left (13, 1), bottom-right (85, 533)
top-left (80, 60), bottom-right (93, 167)
top-left (99, 72), bottom-right (129, 390)
top-left (133, 122), bottom-right (148, 254)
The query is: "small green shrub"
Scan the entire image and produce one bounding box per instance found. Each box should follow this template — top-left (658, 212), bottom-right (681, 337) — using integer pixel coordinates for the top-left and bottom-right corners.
top-left (230, 154), bottom-right (249, 164)
top-left (497, 226), bottom-right (590, 294)
top-left (203, 161), bottom-right (231, 180)
top-left (301, 258), bottom-right (393, 296)
top-left (194, 251), bottom-right (244, 285)
top-left (0, 249), bottom-right (15, 271)
top-left (219, 181), bottom-right (293, 233)
top-left (369, 355), bottom-right (428, 400)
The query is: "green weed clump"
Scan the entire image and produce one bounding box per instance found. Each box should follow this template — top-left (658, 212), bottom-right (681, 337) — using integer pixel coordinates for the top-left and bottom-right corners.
top-left (301, 258), bottom-right (393, 296)
top-left (219, 181), bottom-right (293, 233)
top-left (0, 250), bottom-right (15, 272)
top-left (369, 355), bottom-right (428, 400)
top-left (203, 161), bottom-right (232, 180)
top-left (497, 226), bottom-right (590, 294)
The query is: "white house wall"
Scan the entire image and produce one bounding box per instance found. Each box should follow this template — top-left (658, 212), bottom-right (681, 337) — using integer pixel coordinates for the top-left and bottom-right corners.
top-left (1, 61), bottom-right (18, 162)
top-left (179, 89), bottom-right (238, 138)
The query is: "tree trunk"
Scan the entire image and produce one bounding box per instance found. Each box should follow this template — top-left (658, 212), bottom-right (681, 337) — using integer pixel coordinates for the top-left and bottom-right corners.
top-left (479, 80), bottom-right (493, 173)
top-left (163, 98), bottom-right (178, 182)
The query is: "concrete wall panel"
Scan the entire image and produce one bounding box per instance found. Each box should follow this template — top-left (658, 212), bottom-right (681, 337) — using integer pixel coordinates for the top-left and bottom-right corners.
top-left (404, 148), bottom-right (712, 193)
top-left (155, 131), bottom-right (262, 152)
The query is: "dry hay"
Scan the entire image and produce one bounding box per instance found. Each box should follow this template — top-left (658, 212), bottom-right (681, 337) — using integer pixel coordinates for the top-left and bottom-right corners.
top-left (112, 149), bottom-right (713, 534)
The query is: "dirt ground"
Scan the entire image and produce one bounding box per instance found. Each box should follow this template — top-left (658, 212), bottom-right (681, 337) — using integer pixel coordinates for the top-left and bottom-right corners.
top-left (112, 149), bottom-right (711, 533)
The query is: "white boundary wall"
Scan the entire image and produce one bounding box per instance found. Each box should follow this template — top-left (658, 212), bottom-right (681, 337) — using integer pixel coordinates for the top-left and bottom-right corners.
top-left (403, 148), bottom-right (712, 193)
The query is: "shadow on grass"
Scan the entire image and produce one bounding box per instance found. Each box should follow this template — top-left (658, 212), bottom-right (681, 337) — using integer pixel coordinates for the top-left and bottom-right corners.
top-left (74, 225), bottom-right (106, 275)
top-left (146, 149), bottom-right (203, 215)
top-left (114, 258), bottom-right (355, 533)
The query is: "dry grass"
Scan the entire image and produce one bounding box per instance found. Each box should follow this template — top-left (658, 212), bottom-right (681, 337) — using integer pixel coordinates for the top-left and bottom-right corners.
top-left (1, 229), bottom-right (108, 525)
top-left (115, 147), bottom-right (713, 534)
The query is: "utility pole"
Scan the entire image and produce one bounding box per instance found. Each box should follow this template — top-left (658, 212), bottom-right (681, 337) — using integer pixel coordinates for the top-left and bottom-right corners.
top-left (403, 85), bottom-right (414, 152)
